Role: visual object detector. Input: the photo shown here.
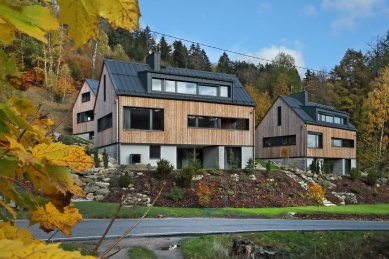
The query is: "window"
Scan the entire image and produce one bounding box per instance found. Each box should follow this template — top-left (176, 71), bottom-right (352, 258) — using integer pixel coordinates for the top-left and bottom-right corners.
top-left (150, 145), bottom-right (161, 159)
top-left (98, 113), bottom-right (112, 132)
top-left (331, 138), bottom-right (354, 148)
top-left (308, 132), bottom-right (322, 148)
top-left (81, 92), bottom-right (90, 102)
top-left (277, 106), bottom-right (281, 126)
top-left (263, 135), bottom-right (296, 147)
top-left (318, 113), bottom-right (346, 125)
top-left (103, 75), bottom-right (106, 102)
top-left (152, 79), bottom-right (162, 91)
top-left (123, 107), bottom-right (164, 131)
top-left (89, 132), bottom-right (94, 140)
top-left (151, 78), bottom-right (230, 98)
top-left (77, 111), bottom-right (94, 123)
top-left (188, 115), bottom-right (249, 130)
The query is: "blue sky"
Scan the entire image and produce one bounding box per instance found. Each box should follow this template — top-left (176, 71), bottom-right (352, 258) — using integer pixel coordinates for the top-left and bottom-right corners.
top-left (139, 1), bottom-right (389, 77)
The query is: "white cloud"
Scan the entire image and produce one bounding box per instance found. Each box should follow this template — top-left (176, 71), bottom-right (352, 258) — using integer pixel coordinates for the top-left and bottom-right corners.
top-left (321, 0), bottom-right (389, 30)
top-left (303, 5), bottom-right (317, 16)
top-left (235, 45), bottom-right (306, 77)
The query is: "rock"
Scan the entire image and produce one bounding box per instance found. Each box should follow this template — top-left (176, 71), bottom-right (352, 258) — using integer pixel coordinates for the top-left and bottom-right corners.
top-left (86, 193), bottom-right (94, 200)
top-left (137, 172), bottom-right (144, 176)
top-left (94, 195), bottom-right (105, 201)
top-left (255, 245), bottom-right (291, 258)
top-left (84, 186), bottom-right (100, 193)
top-left (95, 182), bottom-right (110, 187)
top-left (80, 177), bottom-right (92, 183)
top-left (305, 172), bottom-right (313, 177)
top-left (229, 239), bottom-right (255, 259)
top-left (249, 175), bottom-right (256, 181)
top-left (109, 158), bottom-right (117, 164)
top-left (71, 174), bottom-right (79, 179)
top-left (135, 163), bottom-right (148, 170)
top-left (192, 175), bottom-right (203, 181)
top-left (102, 178), bottom-right (111, 182)
top-left (95, 188), bottom-right (110, 195)
top-left (74, 179), bottom-right (86, 186)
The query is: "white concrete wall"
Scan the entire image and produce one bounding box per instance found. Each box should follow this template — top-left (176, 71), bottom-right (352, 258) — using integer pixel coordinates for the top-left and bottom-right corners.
top-left (120, 144), bottom-right (177, 168)
top-left (241, 147), bottom-right (254, 169)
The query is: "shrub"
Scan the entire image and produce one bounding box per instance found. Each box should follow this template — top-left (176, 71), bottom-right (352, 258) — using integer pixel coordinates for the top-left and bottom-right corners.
top-left (156, 158), bottom-right (174, 180)
top-left (197, 180), bottom-right (211, 207)
top-left (373, 188), bottom-right (378, 197)
top-left (277, 176), bottom-right (284, 182)
top-left (179, 166), bottom-right (194, 188)
top-left (61, 135), bottom-right (72, 145)
top-left (165, 186), bottom-right (184, 201)
top-left (210, 159), bottom-right (222, 175)
top-left (93, 147), bottom-right (101, 167)
top-left (227, 152), bottom-right (240, 173)
top-left (351, 186), bottom-right (361, 194)
top-left (281, 147), bottom-right (289, 167)
top-left (307, 183), bottom-right (325, 210)
top-left (350, 167), bottom-right (360, 181)
top-left (289, 192), bottom-right (296, 198)
top-left (367, 170), bottom-right (379, 187)
top-left (118, 172), bottom-right (133, 188)
top-left (265, 160), bottom-right (271, 178)
top-left (102, 148), bottom-right (109, 169)
top-left (189, 150), bottom-right (202, 175)
top-left (244, 157), bottom-right (255, 175)
top-left (310, 158), bottom-right (321, 174)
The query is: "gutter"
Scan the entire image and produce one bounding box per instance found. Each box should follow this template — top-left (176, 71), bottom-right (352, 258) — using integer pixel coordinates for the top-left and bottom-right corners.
top-left (117, 97), bottom-right (120, 164)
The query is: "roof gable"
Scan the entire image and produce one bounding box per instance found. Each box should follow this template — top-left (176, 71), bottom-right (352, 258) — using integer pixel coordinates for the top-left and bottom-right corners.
top-left (85, 79), bottom-right (99, 95)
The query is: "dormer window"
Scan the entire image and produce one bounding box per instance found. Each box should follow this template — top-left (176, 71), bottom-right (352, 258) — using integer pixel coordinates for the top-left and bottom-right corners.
top-left (151, 78), bottom-right (230, 98)
top-left (318, 113), bottom-right (346, 125)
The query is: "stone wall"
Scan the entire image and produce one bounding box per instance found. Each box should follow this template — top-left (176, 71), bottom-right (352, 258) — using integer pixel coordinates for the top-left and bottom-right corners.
top-left (268, 157), bottom-right (307, 171)
top-left (99, 144), bottom-right (118, 163)
top-left (203, 146), bottom-right (224, 169)
top-left (333, 159), bottom-right (344, 175)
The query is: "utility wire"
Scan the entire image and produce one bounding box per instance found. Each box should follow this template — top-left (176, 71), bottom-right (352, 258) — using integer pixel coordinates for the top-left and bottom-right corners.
top-left (144, 28), bottom-right (328, 75)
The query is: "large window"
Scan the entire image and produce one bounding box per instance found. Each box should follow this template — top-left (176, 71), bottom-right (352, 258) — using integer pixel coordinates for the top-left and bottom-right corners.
top-left (123, 107), bottom-right (164, 131)
top-left (318, 113), bottom-right (346, 125)
top-left (308, 132), bottom-right (322, 148)
top-left (81, 92), bottom-right (90, 102)
top-left (151, 78), bottom-right (230, 98)
top-left (98, 113), bottom-right (112, 132)
top-left (77, 111), bottom-right (94, 123)
top-left (150, 145), bottom-right (161, 159)
top-left (188, 115), bottom-right (249, 130)
top-left (263, 135), bottom-right (296, 147)
top-left (331, 138), bottom-right (354, 148)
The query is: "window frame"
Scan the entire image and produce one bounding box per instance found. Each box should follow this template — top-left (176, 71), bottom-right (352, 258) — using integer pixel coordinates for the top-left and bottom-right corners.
top-left (150, 145), bottom-right (161, 159)
top-left (97, 113), bottom-right (112, 132)
top-left (187, 115), bottom-right (249, 130)
top-left (81, 92), bottom-right (91, 103)
top-left (77, 110), bottom-right (94, 123)
top-left (123, 107), bottom-right (164, 131)
top-left (263, 135), bottom-right (296, 147)
top-left (307, 132), bottom-right (323, 149)
top-left (277, 106), bottom-right (281, 126)
top-left (331, 138), bottom-right (354, 148)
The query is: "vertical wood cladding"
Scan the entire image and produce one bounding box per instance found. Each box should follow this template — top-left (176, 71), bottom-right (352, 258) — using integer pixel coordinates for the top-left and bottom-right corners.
top-left (256, 98), bottom-right (306, 159)
top-left (119, 96), bottom-right (254, 146)
top-left (307, 124), bottom-right (356, 159)
top-left (72, 81), bottom-right (96, 134)
top-left (95, 66), bottom-right (118, 147)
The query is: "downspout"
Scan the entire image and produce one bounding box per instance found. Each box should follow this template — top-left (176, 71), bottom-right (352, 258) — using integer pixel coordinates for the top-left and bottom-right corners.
top-left (252, 107), bottom-right (255, 161)
top-left (117, 97), bottom-right (120, 165)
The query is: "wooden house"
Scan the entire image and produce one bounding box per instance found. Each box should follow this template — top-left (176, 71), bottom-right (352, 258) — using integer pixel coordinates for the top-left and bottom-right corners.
top-left (72, 79), bottom-right (99, 140)
top-left (255, 91), bottom-right (357, 175)
top-left (86, 53), bottom-right (256, 169)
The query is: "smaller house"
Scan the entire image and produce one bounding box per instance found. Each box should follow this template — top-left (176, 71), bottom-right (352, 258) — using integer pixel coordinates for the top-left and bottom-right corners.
top-left (255, 91), bottom-right (357, 175)
top-left (72, 79), bottom-right (98, 140)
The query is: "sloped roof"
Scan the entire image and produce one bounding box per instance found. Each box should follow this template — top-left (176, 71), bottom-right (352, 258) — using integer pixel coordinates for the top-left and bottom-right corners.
top-left (85, 79), bottom-right (99, 95)
top-left (280, 95), bottom-right (357, 131)
top-left (104, 59), bottom-right (256, 107)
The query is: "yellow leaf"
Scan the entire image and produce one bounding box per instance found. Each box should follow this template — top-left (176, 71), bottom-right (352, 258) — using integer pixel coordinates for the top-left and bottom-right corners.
top-left (57, 0), bottom-right (140, 47)
top-left (16, 227), bottom-right (34, 244)
top-left (0, 239), bottom-right (98, 259)
top-left (0, 199), bottom-right (16, 219)
top-left (9, 95), bottom-right (36, 116)
top-left (0, 221), bottom-right (18, 239)
top-left (29, 202), bottom-right (82, 236)
top-left (32, 143), bottom-right (94, 172)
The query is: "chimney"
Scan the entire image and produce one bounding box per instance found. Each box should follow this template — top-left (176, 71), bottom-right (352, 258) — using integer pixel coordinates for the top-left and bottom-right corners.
top-left (290, 90), bottom-right (308, 105)
top-left (146, 52), bottom-right (161, 71)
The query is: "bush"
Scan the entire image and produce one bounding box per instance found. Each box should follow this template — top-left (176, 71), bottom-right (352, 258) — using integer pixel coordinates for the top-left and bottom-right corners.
top-left (227, 152), bottom-right (240, 173)
top-left (210, 159), bottom-right (222, 175)
top-left (165, 186), bottom-right (184, 201)
top-left (351, 186), bottom-right (361, 194)
top-left (265, 160), bottom-right (271, 178)
top-left (350, 167), bottom-right (360, 181)
top-left (307, 183), bottom-right (325, 210)
top-left (189, 150), bottom-right (202, 175)
top-left (93, 147), bottom-right (101, 167)
top-left (281, 147), bottom-right (289, 167)
top-left (179, 166), bottom-right (194, 188)
top-left (118, 172), bottom-right (133, 188)
top-left (373, 188), bottom-right (378, 197)
top-left (244, 157), bottom-right (255, 175)
top-left (102, 148), bottom-right (109, 169)
top-left (197, 180), bottom-right (211, 207)
top-left (367, 170), bottom-right (379, 187)
top-left (156, 159), bottom-right (174, 180)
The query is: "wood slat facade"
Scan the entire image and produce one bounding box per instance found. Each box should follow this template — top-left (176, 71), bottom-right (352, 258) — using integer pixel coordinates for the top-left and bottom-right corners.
top-left (72, 81), bottom-right (96, 135)
top-left (119, 96), bottom-right (254, 146)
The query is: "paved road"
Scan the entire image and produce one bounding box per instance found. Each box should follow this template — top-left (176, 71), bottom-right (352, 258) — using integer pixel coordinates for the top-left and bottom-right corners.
top-left (17, 218), bottom-right (389, 242)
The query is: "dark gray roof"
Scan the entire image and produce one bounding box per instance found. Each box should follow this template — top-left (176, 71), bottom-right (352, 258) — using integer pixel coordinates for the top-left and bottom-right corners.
top-left (104, 59), bottom-right (256, 107)
top-left (85, 79), bottom-right (99, 95)
top-left (280, 95), bottom-right (357, 131)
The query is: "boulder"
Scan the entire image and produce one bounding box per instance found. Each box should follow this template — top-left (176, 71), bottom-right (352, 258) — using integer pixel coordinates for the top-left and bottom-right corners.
top-left (84, 186), bottom-right (100, 193)
top-left (94, 195), bottom-right (105, 201)
top-left (95, 188), bottom-right (110, 195)
top-left (95, 181), bottom-right (110, 187)
top-left (74, 179), bottom-right (86, 187)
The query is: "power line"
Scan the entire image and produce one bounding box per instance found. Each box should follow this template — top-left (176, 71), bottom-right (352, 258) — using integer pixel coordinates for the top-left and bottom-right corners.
top-left (144, 28), bottom-right (328, 75)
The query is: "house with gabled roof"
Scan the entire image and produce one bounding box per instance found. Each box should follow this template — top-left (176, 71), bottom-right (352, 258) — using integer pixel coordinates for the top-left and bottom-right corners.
top-left (87, 52), bottom-right (256, 169)
top-left (72, 79), bottom-right (99, 140)
top-left (255, 91), bottom-right (357, 175)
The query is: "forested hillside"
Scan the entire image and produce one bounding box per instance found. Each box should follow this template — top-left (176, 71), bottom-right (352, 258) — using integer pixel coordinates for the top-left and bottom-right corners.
top-left (1, 14), bottom-right (389, 173)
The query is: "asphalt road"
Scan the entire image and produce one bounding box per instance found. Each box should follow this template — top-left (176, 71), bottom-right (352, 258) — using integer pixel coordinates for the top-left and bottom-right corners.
top-left (17, 218), bottom-right (389, 242)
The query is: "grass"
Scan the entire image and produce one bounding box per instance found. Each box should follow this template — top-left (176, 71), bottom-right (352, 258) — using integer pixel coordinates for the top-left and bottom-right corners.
top-left (3, 203), bottom-right (389, 220)
top-left (59, 241), bottom-right (95, 256)
top-left (181, 231), bottom-right (389, 259)
top-left (256, 160), bottom-right (280, 170)
top-left (128, 246), bottom-right (157, 259)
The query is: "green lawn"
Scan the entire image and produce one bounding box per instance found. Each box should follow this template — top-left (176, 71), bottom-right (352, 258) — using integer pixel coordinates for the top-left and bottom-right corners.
top-left (256, 160), bottom-right (280, 170)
